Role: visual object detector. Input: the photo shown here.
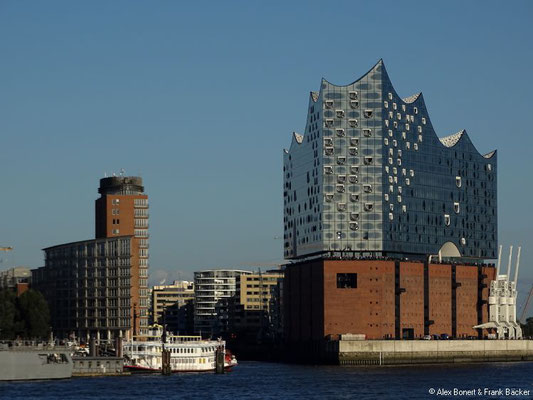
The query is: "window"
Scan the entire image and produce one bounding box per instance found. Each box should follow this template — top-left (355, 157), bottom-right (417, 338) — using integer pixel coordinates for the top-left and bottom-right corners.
top-left (325, 194), bottom-right (334, 202)
top-left (384, 101), bottom-right (388, 108)
top-left (325, 100), bottom-right (334, 109)
top-left (350, 213), bottom-right (359, 221)
top-left (349, 91), bottom-right (358, 100)
top-left (337, 273), bottom-right (357, 288)
top-left (384, 138), bottom-right (389, 145)
top-left (349, 222), bottom-right (359, 231)
top-left (384, 193), bottom-right (389, 201)
top-left (422, 117), bottom-right (426, 125)
top-left (336, 128), bottom-right (345, 137)
top-left (405, 178), bottom-right (410, 186)
top-left (112, 209), bottom-right (120, 215)
top-left (350, 194), bottom-right (359, 202)
top-left (325, 119), bottom-right (334, 128)
top-left (388, 130), bottom-right (393, 137)
top-left (456, 176), bottom-right (462, 187)
top-left (414, 107), bottom-right (418, 114)
top-left (349, 175), bottom-right (358, 183)
top-left (444, 214), bottom-right (451, 226)
top-left (418, 134), bottom-right (423, 142)
top-left (364, 203), bottom-right (373, 211)
top-left (349, 147), bottom-right (358, 156)
top-left (363, 184), bottom-right (372, 193)
top-left (337, 175), bottom-right (346, 183)
top-left (350, 100), bottom-right (359, 109)
top-left (324, 147), bottom-right (334, 156)
top-left (336, 185), bottom-right (345, 193)
top-left (402, 205), bottom-right (407, 213)
top-left (337, 203), bottom-right (346, 211)
top-left (393, 103), bottom-right (397, 110)
top-left (112, 229), bottom-right (120, 235)
top-left (402, 132), bottom-right (406, 140)
top-left (112, 199), bottom-right (120, 205)
top-left (337, 156), bottom-right (346, 165)
top-left (388, 92), bottom-right (393, 100)
top-left (324, 138), bottom-right (333, 146)
top-left (454, 202), bottom-right (460, 213)
top-left (349, 119), bottom-right (358, 127)
top-left (364, 109), bottom-right (373, 118)
top-left (363, 129), bottom-right (372, 137)
top-left (364, 157), bottom-right (373, 165)
top-left (389, 212), bottom-right (394, 221)
top-left (350, 138), bottom-right (359, 146)
top-left (336, 110), bottom-right (345, 118)
top-left (350, 166), bottom-right (359, 174)
top-left (324, 166), bottom-right (333, 174)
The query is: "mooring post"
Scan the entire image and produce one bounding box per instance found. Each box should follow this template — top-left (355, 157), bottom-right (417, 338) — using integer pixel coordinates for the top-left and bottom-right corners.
top-left (215, 345), bottom-right (225, 374)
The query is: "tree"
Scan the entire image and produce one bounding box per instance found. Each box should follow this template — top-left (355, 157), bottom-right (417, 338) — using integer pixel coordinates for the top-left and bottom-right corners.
top-left (0, 289), bottom-right (18, 339)
top-left (17, 290), bottom-right (51, 339)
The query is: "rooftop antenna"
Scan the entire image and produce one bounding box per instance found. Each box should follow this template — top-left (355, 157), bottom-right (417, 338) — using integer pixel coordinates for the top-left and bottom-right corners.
top-left (120, 168), bottom-right (125, 177)
top-left (104, 172), bottom-right (108, 178)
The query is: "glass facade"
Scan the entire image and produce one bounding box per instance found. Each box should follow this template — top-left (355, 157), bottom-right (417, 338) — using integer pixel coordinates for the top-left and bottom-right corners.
top-left (283, 60), bottom-right (497, 261)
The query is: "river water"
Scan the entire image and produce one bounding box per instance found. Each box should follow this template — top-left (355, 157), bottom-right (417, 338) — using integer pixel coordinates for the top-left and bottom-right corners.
top-left (1, 361), bottom-right (533, 399)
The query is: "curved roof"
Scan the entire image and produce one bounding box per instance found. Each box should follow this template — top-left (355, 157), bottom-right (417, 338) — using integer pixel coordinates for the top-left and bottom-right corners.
top-left (439, 130), bottom-right (465, 148)
top-left (402, 93), bottom-right (422, 104)
top-left (292, 132), bottom-right (303, 144)
top-left (310, 92), bottom-right (319, 102)
top-left (321, 59), bottom-right (384, 87)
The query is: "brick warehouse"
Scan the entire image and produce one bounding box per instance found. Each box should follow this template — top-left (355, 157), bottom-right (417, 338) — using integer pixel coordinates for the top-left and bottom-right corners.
top-left (282, 61), bottom-right (499, 354)
top-left (284, 259), bottom-right (495, 343)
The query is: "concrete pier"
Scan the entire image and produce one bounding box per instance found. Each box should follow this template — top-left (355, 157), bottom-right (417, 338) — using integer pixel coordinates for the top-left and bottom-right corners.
top-left (325, 340), bottom-right (533, 365)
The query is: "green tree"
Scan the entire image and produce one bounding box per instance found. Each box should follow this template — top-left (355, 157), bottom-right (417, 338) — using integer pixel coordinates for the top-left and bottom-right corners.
top-left (0, 289), bottom-right (18, 339)
top-left (17, 290), bottom-right (51, 339)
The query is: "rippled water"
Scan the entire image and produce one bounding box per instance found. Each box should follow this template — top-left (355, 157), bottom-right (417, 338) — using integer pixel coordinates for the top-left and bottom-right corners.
top-left (1, 361), bottom-right (533, 399)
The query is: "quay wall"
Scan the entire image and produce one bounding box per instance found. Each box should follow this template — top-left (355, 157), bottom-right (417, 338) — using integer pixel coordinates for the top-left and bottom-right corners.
top-left (326, 340), bottom-right (533, 365)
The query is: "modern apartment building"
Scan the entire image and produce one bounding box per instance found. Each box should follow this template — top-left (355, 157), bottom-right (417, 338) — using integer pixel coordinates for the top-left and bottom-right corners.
top-left (283, 60), bottom-right (497, 261)
top-left (151, 280), bottom-right (194, 334)
top-left (94, 176), bottom-right (150, 334)
top-left (231, 270), bottom-right (284, 336)
top-left (32, 175), bottom-right (149, 341)
top-left (34, 236), bottom-right (137, 341)
top-left (193, 269), bottom-right (252, 335)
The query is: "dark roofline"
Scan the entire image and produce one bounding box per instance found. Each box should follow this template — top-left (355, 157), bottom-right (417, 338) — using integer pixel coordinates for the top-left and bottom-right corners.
top-left (42, 235), bottom-right (134, 251)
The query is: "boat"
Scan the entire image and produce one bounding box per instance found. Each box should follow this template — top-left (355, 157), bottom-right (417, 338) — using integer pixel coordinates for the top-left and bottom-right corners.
top-left (0, 342), bottom-right (73, 381)
top-left (123, 326), bottom-right (237, 373)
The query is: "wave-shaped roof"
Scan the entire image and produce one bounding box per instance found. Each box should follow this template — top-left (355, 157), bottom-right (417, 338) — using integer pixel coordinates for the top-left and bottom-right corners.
top-left (403, 93), bottom-right (422, 104)
top-left (439, 130), bottom-right (465, 148)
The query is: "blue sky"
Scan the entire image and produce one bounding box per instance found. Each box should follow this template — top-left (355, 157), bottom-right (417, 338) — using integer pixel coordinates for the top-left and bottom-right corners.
top-left (1, 1), bottom-right (532, 307)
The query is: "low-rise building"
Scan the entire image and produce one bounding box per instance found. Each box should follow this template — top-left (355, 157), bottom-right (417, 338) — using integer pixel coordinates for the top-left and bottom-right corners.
top-left (151, 280), bottom-right (194, 334)
top-left (0, 266), bottom-right (31, 295)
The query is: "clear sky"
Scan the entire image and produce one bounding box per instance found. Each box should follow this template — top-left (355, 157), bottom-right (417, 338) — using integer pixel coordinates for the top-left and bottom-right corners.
top-left (1, 1), bottom-right (532, 307)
